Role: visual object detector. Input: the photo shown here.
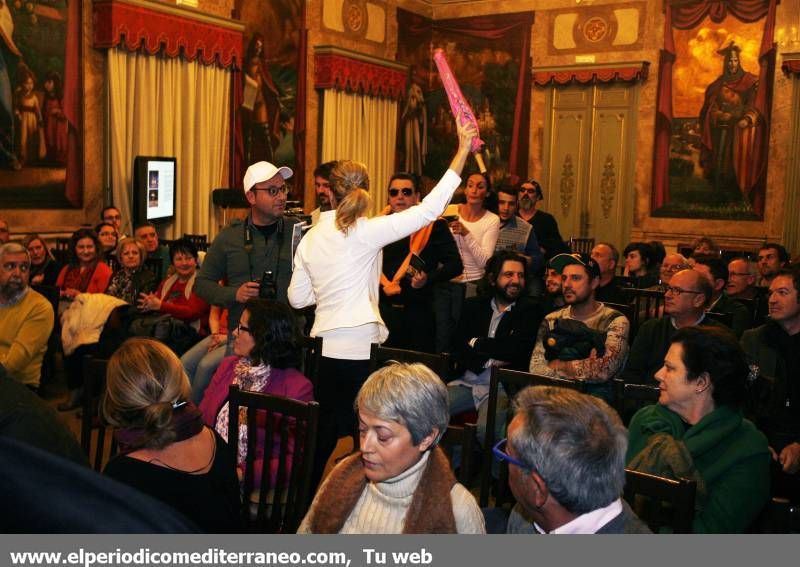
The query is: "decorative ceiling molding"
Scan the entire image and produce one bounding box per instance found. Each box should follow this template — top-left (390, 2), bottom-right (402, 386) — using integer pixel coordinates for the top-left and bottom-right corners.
top-left (314, 45), bottom-right (408, 100)
top-left (92, 0), bottom-right (244, 69)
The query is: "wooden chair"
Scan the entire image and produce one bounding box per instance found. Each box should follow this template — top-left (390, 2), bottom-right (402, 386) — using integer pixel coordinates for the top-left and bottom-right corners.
top-left (603, 301), bottom-right (634, 329)
top-left (622, 288), bottom-right (666, 340)
top-left (227, 385), bottom-right (319, 533)
top-left (80, 356), bottom-right (117, 472)
top-left (369, 343), bottom-right (451, 379)
top-left (52, 238), bottom-right (71, 265)
top-left (623, 469), bottom-right (697, 533)
top-left (143, 256), bottom-right (163, 280)
top-left (439, 423), bottom-right (478, 487)
top-left (299, 335), bottom-right (323, 386)
top-left (31, 284), bottom-right (59, 390)
top-left (569, 237), bottom-right (595, 255)
top-left (480, 366), bottom-right (586, 507)
top-left (612, 379), bottom-right (660, 426)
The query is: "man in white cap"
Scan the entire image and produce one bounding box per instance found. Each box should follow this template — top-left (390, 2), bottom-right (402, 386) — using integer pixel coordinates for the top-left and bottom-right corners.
top-left (195, 161), bottom-right (301, 335)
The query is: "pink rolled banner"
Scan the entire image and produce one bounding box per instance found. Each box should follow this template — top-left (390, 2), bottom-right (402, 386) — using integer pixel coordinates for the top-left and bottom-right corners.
top-left (433, 48), bottom-right (487, 172)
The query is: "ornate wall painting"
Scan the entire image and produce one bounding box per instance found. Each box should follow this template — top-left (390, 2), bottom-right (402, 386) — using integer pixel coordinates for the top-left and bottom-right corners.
top-left (395, 9), bottom-right (533, 186)
top-left (234, 0), bottom-right (305, 192)
top-left (651, 0), bottom-right (777, 220)
top-left (0, 0), bottom-right (81, 208)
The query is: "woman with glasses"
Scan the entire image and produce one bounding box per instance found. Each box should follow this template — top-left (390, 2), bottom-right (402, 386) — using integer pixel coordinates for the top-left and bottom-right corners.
top-left (298, 362), bottom-right (484, 533)
top-left (103, 338), bottom-right (241, 532)
top-left (198, 299), bottom-right (313, 488)
top-left (23, 233), bottom-right (62, 286)
top-left (288, 118), bottom-right (477, 489)
top-left (626, 326), bottom-right (770, 533)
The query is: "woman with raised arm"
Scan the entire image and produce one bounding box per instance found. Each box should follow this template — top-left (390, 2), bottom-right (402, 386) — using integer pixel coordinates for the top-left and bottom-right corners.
top-left (288, 117), bottom-right (477, 488)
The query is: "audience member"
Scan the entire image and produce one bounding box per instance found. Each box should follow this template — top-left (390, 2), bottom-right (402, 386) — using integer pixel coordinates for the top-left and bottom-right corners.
top-left (448, 251), bottom-right (543, 443)
top-left (692, 256), bottom-right (750, 337)
top-left (691, 236), bottom-right (719, 257)
top-left (494, 185), bottom-right (543, 277)
top-left (134, 223), bottom-right (170, 280)
top-left (623, 242), bottom-right (658, 288)
top-left (529, 253), bottom-right (629, 402)
top-left (199, 299), bottom-right (313, 488)
top-left (105, 237), bottom-right (157, 304)
top-left (101, 205), bottom-right (128, 239)
top-left (627, 326), bottom-right (770, 533)
top-left (288, 119), bottom-right (475, 491)
top-left (23, 233), bottom-right (62, 286)
top-left (591, 242), bottom-right (628, 304)
top-left (102, 338), bottom-right (241, 532)
top-left (657, 253), bottom-right (690, 289)
top-left (298, 362), bottom-right (485, 534)
top-left (742, 267), bottom-right (800, 503)
top-left (757, 243), bottom-right (789, 287)
top-left (137, 239), bottom-right (210, 340)
top-left (498, 386), bottom-right (649, 534)
top-left (310, 160), bottom-right (337, 226)
top-left (516, 179), bottom-right (567, 260)
top-left (541, 265), bottom-right (566, 315)
top-left (54, 228), bottom-right (113, 301)
top-left (0, 242), bottom-right (54, 391)
top-left (95, 221), bottom-right (118, 264)
top-left (622, 269), bottom-right (718, 385)
top-left (378, 172), bottom-right (462, 352)
top-left (181, 302), bottom-right (229, 404)
top-left (0, 218), bottom-right (9, 243)
top-left (727, 257), bottom-right (759, 300)
top-left (196, 161), bottom-right (300, 339)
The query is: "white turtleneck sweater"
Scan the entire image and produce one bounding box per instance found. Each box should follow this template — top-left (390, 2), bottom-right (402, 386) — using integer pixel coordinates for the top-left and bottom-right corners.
top-left (298, 451), bottom-right (485, 534)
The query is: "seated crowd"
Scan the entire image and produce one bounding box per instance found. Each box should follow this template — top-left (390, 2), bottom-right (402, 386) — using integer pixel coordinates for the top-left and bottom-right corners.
top-left (1, 169), bottom-right (798, 535)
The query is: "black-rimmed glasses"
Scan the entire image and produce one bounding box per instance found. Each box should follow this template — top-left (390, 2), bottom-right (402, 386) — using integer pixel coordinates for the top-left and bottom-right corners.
top-left (251, 184), bottom-right (289, 197)
top-left (664, 286), bottom-right (704, 296)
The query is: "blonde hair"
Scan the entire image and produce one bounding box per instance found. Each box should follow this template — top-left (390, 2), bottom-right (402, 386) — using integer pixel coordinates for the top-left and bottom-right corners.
top-left (102, 338), bottom-right (191, 450)
top-left (115, 237), bottom-right (147, 267)
top-left (330, 160), bottom-right (371, 234)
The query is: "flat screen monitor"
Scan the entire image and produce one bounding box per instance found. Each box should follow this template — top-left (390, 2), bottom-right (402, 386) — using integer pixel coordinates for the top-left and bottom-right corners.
top-left (133, 156), bottom-right (177, 225)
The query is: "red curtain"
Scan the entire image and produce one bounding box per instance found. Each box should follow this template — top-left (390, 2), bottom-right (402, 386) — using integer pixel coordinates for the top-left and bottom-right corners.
top-left (651, 0), bottom-right (776, 216)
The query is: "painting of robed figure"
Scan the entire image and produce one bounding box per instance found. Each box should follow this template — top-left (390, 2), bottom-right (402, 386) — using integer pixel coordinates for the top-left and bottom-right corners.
top-left (0, 0), bottom-right (81, 208)
top-left (651, 0), bottom-right (776, 220)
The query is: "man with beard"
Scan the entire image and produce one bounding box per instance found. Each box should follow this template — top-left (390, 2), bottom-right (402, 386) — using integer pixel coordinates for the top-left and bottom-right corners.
top-left (529, 253), bottom-right (629, 402)
top-left (448, 251), bottom-right (543, 443)
top-left (742, 267), bottom-right (800, 502)
top-left (516, 179), bottom-right (567, 260)
top-left (379, 172), bottom-right (462, 352)
top-left (309, 161), bottom-right (337, 226)
top-left (0, 242), bottom-right (54, 392)
top-left (757, 243), bottom-right (789, 287)
top-left (541, 264), bottom-right (566, 315)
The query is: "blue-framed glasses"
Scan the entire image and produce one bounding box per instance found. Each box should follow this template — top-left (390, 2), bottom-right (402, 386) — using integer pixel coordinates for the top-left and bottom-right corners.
top-left (492, 438), bottom-right (528, 469)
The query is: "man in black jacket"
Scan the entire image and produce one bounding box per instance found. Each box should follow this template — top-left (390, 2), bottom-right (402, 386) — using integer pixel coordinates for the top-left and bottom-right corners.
top-left (379, 172), bottom-right (463, 352)
top-left (448, 251), bottom-right (543, 442)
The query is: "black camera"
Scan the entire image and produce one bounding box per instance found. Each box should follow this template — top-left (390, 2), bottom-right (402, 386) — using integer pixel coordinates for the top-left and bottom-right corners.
top-left (259, 270), bottom-right (277, 300)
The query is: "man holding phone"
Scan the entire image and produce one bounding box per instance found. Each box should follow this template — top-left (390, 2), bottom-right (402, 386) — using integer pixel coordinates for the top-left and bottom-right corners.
top-left (378, 172), bottom-right (463, 352)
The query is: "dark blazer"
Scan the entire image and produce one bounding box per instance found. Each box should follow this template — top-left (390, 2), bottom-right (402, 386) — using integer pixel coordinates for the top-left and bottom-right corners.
top-left (452, 295), bottom-right (543, 375)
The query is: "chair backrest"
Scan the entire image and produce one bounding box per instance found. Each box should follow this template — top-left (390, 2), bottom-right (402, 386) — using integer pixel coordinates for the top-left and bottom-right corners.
top-left (299, 335), bottom-right (323, 386)
top-left (439, 423), bottom-right (477, 486)
top-left (182, 234), bottom-right (209, 252)
top-left (622, 288), bottom-right (666, 340)
top-left (31, 284), bottom-right (59, 389)
top-left (479, 366), bottom-right (586, 507)
top-left (602, 302), bottom-right (634, 329)
top-left (227, 385), bottom-right (320, 533)
top-left (623, 469), bottom-right (697, 533)
top-left (612, 379), bottom-right (660, 425)
top-left (143, 256), bottom-right (163, 280)
top-left (80, 356), bottom-right (117, 471)
top-left (369, 343), bottom-right (451, 379)
top-left (569, 237), bottom-right (595, 255)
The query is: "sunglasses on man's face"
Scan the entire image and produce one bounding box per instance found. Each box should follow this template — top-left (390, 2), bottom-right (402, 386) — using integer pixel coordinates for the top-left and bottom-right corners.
top-left (388, 188), bottom-right (414, 197)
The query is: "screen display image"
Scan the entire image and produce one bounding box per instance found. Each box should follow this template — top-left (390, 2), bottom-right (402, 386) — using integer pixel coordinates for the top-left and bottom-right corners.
top-left (133, 156), bottom-right (176, 224)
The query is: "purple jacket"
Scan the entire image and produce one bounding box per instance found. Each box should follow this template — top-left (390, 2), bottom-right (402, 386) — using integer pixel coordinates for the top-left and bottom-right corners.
top-left (199, 356), bottom-right (314, 486)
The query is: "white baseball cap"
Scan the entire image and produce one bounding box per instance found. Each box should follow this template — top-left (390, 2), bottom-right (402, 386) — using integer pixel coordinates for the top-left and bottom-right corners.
top-left (243, 161), bottom-right (293, 193)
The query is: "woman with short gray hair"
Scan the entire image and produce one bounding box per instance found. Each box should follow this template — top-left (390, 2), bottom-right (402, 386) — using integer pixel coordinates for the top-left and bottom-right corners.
top-left (298, 362), bottom-right (485, 534)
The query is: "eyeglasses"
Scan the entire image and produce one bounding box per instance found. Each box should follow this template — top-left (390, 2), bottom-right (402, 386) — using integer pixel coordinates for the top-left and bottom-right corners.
top-left (251, 184), bottom-right (289, 197)
top-left (2, 261), bottom-right (30, 273)
top-left (729, 272), bottom-right (752, 277)
top-left (664, 286), bottom-right (704, 296)
top-left (492, 438), bottom-right (529, 469)
top-left (388, 188), bottom-right (414, 197)
top-left (661, 264), bottom-right (690, 273)
top-left (236, 323), bottom-right (252, 334)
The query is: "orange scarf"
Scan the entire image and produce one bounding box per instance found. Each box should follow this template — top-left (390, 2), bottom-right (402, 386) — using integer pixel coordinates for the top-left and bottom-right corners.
top-left (379, 205), bottom-right (434, 296)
